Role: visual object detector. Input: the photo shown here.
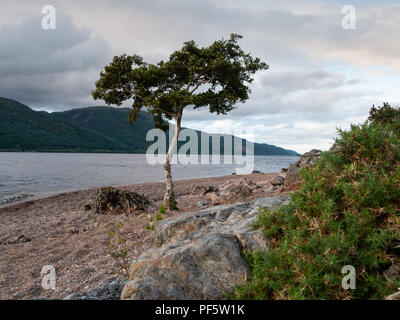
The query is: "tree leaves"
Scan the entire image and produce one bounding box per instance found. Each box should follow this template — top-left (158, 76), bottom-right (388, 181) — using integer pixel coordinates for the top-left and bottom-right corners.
top-left (92, 33), bottom-right (268, 125)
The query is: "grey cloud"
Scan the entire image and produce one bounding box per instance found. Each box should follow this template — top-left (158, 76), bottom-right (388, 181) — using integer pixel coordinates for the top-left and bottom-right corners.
top-left (259, 70), bottom-right (347, 94)
top-left (0, 13), bottom-right (111, 109)
top-left (182, 79), bottom-right (369, 123)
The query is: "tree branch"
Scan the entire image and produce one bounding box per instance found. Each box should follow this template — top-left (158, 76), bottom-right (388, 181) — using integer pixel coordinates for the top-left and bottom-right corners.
top-left (189, 79), bottom-right (210, 95)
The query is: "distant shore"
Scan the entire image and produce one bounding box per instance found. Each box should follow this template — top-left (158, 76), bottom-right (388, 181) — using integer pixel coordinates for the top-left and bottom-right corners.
top-left (0, 172), bottom-right (288, 300)
top-left (0, 150), bottom-right (301, 155)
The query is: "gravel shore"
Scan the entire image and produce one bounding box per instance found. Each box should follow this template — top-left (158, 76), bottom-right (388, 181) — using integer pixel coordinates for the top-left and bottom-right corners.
top-left (0, 172), bottom-right (286, 300)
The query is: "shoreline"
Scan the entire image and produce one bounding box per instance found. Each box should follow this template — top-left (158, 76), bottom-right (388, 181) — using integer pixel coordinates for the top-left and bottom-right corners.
top-left (0, 153), bottom-right (299, 209)
top-left (0, 172), bottom-right (287, 300)
top-left (0, 173), bottom-right (266, 211)
top-left (0, 169), bottom-right (293, 210)
top-left (0, 150), bottom-right (300, 156)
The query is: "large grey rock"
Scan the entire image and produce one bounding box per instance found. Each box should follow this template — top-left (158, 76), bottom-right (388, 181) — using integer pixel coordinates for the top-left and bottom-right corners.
top-left (284, 149), bottom-right (322, 190)
top-left (284, 163), bottom-right (301, 190)
top-left (201, 178), bottom-right (256, 205)
top-left (121, 195), bottom-right (289, 300)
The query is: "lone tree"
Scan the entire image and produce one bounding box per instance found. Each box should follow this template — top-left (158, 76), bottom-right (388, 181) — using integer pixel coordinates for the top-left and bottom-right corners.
top-left (92, 34), bottom-right (268, 209)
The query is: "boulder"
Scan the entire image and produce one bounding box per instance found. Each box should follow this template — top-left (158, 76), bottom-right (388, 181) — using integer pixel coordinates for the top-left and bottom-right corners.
top-left (218, 184), bottom-right (252, 202)
top-left (270, 175), bottom-right (285, 186)
top-left (121, 195), bottom-right (289, 300)
top-left (195, 178), bottom-right (256, 205)
top-left (284, 149), bottom-right (322, 190)
top-left (329, 143), bottom-right (338, 152)
top-left (284, 163), bottom-right (301, 190)
top-left (191, 185), bottom-right (219, 196)
top-left (93, 187), bottom-right (151, 214)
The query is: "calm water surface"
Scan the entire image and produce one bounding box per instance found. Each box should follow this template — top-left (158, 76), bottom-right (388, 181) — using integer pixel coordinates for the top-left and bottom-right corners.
top-left (0, 152), bottom-right (298, 204)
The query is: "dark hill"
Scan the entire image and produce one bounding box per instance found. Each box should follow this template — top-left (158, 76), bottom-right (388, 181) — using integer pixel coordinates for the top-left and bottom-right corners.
top-left (53, 107), bottom-right (153, 153)
top-left (0, 97), bottom-right (298, 156)
top-left (0, 98), bottom-right (128, 152)
top-left (53, 107), bottom-right (298, 156)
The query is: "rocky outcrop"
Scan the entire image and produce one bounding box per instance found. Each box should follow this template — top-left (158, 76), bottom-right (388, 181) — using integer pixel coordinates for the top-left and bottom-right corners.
top-left (284, 149), bottom-right (322, 190)
top-left (298, 149), bottom-right (322, 168)
top-left (218, 180), bottom-right (253, 203)
top-left (192, 178), bottom-right (269, 207)
top-left (121, 195), bottom-right (289, 300)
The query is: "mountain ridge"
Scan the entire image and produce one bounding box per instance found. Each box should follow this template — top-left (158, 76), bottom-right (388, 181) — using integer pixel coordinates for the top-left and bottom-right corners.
top-left (0, 97), bottom-right (299, 156)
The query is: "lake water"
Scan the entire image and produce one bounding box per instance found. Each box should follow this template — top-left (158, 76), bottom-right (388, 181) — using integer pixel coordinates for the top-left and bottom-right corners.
top-left (0, 152), bottom-right (298, 205)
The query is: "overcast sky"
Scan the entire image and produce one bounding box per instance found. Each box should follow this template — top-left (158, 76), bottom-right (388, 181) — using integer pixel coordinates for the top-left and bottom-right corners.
top-left (1, 0), bottom-right (399, 153)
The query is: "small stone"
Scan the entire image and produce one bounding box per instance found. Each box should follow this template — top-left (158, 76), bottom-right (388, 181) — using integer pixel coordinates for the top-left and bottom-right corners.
top-left (384, 265), bottom-right (400, 281)
top-left (3, 234), bottom-right (31, 244)
top-left (209, 193), bottom-right (221, 205)
top-left (271, 176), bottom-right (285, 186)
top-left (266, 185), bottom-right (280, 192)
top-left (68, 227), bottom-right (79, 235)
top-left (196, 200), bottom-right (210, 207)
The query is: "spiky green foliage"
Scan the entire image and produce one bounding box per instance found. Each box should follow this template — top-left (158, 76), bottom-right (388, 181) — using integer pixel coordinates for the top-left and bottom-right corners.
top-left (232, 104), bottom-right (400, 300)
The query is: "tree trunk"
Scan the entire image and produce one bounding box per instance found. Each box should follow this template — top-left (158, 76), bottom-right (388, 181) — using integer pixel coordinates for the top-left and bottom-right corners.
top-left (163, 113), bottom-right (182, 209)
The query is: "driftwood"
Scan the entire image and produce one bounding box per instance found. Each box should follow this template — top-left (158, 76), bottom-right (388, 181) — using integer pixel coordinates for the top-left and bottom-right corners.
top-left (93, 187), bottom-right (150, 215)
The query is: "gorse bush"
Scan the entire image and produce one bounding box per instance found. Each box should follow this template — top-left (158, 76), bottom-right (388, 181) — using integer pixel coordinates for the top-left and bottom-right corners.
top-left (233, 104), bottom-right (400, 300)
top-left (369, 102), bottom-right (400, 125)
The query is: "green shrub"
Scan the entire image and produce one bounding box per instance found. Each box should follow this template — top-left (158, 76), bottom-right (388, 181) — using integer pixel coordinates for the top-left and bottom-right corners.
top-left (159, 205), bottom-right (167, 215)
top-left (232, 104), bottom-right (400, 300)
